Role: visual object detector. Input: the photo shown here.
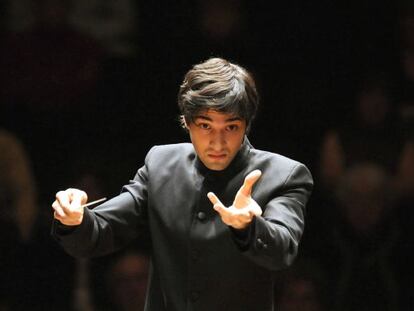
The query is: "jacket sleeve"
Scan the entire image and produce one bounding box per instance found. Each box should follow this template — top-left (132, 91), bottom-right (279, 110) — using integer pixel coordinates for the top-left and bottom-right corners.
top-left (52, 163), bottom-right (149, 258)
top-left (231, 163), bottom-right (313, 271)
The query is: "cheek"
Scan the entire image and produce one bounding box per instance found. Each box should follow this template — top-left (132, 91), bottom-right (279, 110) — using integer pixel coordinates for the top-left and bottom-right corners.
top-left (232, 131), bottom-right (245, 144)
top-left (190, 131), bottom-right (208, 151)
top-left (227, 134), bottom-right (244, 153)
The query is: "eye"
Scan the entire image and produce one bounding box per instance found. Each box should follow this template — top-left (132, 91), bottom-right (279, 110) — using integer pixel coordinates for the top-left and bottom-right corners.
top-left (198, 123), bottom-right (211, 130)
top-left (226, 124), bottom-right (239, 131)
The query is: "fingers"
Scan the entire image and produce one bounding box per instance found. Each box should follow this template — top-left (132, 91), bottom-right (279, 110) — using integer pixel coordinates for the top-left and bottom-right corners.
top-left (55, 190), bottom-right (71, 212)
top-left (69, 188), bottom-right (87, 207)
top-left (207, 192), bottom-right (228, 215)
top-left (208, 192), bottom-right (257, 229)
top-left (240, 170), bottom-right (262, 197)
top-left (213, 203), bottom-right (254, 229)
top-left (55, 189), bottom-right (87, 213)
top-left (52, 189), bottom-right (88, 225)
top-left (207, 192), bottom-right (224, 208)
top-left (52, 200), bottom-right (66, 218)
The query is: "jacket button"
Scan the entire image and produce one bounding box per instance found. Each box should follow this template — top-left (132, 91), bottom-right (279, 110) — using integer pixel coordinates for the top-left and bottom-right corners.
top-left (197, 211), bottom-right (207, 221)
top-left (257, 238), bottom-right (268, 250)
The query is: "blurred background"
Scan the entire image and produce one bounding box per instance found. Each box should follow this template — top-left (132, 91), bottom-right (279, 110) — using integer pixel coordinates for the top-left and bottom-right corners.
top-left (0, 0), bottom-right (413, 310)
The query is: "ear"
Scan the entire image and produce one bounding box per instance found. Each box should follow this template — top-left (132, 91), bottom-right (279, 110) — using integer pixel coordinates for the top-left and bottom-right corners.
top-left (180, 115), bottom-right (189, 129)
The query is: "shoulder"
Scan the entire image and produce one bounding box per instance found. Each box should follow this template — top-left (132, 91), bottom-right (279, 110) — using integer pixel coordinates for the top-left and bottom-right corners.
top-left (249, 147), bottom-right (313, 186)
top-left (250, 148), bottom-right (302, 169)
top-left (147, 143), bottom-right (194, 156)
top-left (145, 143), bottom-right (195, 165)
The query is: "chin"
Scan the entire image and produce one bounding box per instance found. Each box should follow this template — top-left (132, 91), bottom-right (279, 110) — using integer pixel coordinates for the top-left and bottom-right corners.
top-left (206, 163), bottom-right (229, 171)
top-left (209, 167), bottom-right (226, 171)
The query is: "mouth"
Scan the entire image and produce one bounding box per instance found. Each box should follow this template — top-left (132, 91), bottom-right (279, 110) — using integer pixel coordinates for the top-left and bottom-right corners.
top-left (207, 153), bottom-right (227, 160)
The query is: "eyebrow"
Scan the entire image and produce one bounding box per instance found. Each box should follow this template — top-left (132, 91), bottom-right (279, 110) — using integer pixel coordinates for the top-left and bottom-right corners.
top-left (194, 115), bottom-right (243, 122)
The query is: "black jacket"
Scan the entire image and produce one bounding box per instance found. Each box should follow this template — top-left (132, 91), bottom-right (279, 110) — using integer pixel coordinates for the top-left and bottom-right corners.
top-left (53, 138), bottom-right (313, 311)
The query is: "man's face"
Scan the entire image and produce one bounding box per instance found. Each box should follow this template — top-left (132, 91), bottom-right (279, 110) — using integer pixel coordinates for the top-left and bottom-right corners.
top-left (187, 110), bottom-right (246, 171)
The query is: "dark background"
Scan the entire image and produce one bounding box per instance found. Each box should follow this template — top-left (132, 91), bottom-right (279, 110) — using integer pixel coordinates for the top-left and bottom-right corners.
top-left (0, 0), bottom-right (405, 198)
top-left (1, 1), bottom-right (413, 310)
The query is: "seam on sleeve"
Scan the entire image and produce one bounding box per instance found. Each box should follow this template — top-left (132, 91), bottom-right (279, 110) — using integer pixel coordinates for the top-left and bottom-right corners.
top-left (281, 163), bottom-right (300, 190)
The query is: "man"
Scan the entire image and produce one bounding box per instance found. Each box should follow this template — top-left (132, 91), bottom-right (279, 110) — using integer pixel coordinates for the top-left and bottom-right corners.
top-left (52, 57), bottom-right (313, 310)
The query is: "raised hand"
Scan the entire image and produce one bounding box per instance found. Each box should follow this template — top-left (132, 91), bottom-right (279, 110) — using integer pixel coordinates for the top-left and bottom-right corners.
top-left (52, 188), bottom-right (88, 226)
top-left (207, 170), bottom-right (262, 229)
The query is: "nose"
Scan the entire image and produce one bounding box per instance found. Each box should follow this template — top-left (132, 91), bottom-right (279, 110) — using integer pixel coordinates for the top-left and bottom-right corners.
top-left (210, 130), bottom-right (226, 150)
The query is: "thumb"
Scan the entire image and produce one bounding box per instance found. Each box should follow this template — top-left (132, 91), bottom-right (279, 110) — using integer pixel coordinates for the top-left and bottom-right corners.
top-left (240, 170), bottom-right (262, 197)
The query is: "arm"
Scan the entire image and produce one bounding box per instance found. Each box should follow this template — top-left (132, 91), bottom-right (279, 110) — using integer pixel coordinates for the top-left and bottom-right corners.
top-left (52, 164), bottom-right (149, 258)
top-left (209, 164), bottom-right (313, 271)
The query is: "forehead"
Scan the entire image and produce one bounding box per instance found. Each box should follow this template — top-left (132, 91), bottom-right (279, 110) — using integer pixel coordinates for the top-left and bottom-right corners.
top-left (194, 110), bottom-right (244, 122)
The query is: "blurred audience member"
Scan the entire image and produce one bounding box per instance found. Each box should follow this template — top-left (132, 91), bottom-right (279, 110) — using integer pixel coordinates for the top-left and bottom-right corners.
top-left (325, 163), bottom-right (406, 311)
top-left (0, 128), bottom-right (37, 242)
top-left (0, 128), bottom-right (76, 311)
top-left (93, 249), bottom-right (149, 311)
top-left (319, 73), bottom-right (414, 199)
top-left (275, 260), bottom-right (327, 311)
top-left (0, 128), bottom-right (37, 309)
top-left (0, 136), bottom-right (116, 310)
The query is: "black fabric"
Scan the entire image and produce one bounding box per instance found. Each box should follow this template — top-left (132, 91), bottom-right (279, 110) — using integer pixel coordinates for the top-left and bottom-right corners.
top-left (52, 137), bottom-right (313, 311)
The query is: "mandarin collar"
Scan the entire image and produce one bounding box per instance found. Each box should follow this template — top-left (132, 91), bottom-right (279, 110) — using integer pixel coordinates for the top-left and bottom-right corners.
top-left (195, 136), bottom-right (252, 179)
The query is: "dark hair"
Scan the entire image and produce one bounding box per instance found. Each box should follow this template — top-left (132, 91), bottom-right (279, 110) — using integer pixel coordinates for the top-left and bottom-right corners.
top-left (177, 57), bottom-right (259, 131)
